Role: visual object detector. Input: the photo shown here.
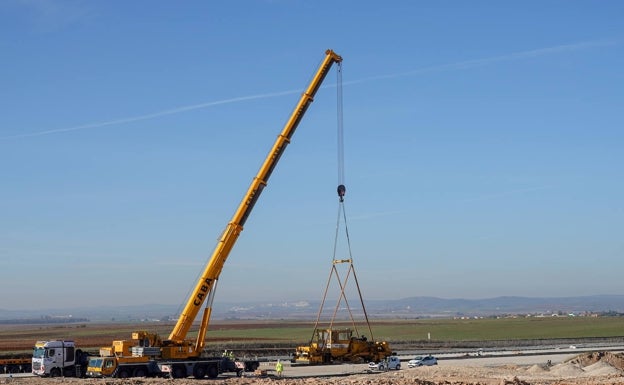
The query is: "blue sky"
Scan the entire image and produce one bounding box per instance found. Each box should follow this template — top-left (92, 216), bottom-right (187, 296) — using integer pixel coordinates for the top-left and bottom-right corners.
top-left (1, 1), bottom-right (622, 310)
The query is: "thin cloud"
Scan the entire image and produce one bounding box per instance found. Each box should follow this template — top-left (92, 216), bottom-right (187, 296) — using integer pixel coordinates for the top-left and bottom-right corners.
top-left (2, 39), bottom-right (616, 140)
top-left (344, 39), bottom-right (617, 85)
top-left (2, 90), bottom-right (300, 140)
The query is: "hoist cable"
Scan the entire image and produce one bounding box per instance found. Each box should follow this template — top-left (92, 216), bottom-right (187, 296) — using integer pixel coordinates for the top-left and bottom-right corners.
top-left (310, 57), bottom-right (375, 343)
top-left (336, 62), bottom-right (345, 188)
top-left (333, 60), bottom-right (375, 339)
top-left (340, 202), bottom-right (375, 341)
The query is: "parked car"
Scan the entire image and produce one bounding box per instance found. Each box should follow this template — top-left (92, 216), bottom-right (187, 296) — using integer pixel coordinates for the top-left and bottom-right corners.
top-left (408, 355), bottom-right (437, 368)
top-left (368, 356), bottom-right (401, 371)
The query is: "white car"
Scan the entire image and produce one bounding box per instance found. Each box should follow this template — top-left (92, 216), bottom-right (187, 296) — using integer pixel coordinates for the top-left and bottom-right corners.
top-left (408, 355), bottom-right (437, 368)
top-left (368, 356), bottom-right (401, 371)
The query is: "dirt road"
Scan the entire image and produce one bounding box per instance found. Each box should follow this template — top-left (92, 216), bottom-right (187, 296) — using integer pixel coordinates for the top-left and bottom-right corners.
top-left (2, 351), bottom-right (623, 385)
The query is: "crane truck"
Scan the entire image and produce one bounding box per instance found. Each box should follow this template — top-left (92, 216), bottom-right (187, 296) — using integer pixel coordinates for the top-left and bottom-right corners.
top-left (84, 49), bottom-right (343, 379)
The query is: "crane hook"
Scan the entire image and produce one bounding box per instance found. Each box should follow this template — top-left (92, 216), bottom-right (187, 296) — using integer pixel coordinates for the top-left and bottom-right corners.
top-left (337, 184), bottom-right (346, 202)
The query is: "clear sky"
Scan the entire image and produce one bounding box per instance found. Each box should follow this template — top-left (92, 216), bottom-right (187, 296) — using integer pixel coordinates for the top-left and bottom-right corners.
top-left (1, 1), bottom-right (623, 311)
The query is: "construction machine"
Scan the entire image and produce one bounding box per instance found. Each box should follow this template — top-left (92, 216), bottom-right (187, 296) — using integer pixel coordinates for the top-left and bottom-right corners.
top-left (292, 164), bottom-right (392, 364)
top-left (294, 327), bottom-right (391, 364)
top-left (85, 49), bottom-right (343, 378)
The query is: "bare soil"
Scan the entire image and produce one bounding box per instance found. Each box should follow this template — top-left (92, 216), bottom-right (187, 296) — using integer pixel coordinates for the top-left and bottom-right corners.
top-left (3, 352), bottom-right (624, 385)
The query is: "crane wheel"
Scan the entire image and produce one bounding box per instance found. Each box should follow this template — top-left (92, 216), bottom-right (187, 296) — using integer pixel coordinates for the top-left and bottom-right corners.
top-left (171, 365), bottom-right (186, 378)
top-left (207, 365), bottom-right (218, 379)
top-left (133, 367), bottom-right (147, 377)
top-left (193, 365), bottom-right (207, 379)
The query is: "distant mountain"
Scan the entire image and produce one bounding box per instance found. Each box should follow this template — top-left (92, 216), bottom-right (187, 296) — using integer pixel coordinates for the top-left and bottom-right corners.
top-left (363, 295), bottom-right (624, 317)
top-left (1, 295), bottom-right (623, 322)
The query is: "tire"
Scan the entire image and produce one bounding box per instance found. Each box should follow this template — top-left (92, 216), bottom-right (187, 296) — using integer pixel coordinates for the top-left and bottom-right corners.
top-left (171, 365), bottom-right (186, 379)
top-left (193, 365), bottom-right (207, 379)
top-left (50, 368), bottom-right (62, 377)
top-left (207, 365), bottom-right (219, 379)
top-left (236, 369), bottom-right (243, 377)
top-left (117, 369), bottom-right (130, 378)
top-left (133, 367), bottom-right (147, 377)
top-left (396, 364), bottom-right (401, 370)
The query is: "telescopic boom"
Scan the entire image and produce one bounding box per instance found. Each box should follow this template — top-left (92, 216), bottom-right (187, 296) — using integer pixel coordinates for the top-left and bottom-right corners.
top-left (167, 49), bottom-right (343, 347)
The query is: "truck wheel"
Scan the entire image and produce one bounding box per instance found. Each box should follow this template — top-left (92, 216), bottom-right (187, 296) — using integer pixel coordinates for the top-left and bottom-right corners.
top-left (50, 368), bottom-right (62, 377)
top-left (192, 365), bottom-right (206, 379)
top-left (133, 367), bottom-right (147, 377)
top-left (396, 364), bottom-right (401, 370)
top-left (117, 369), bottom-right (130, 378)
top-left (236, 369), bottom-right (243, 377)
top-left (207, 365), bottom-right (218, 379)
top-left (171, 365), bottom-right (186, 378)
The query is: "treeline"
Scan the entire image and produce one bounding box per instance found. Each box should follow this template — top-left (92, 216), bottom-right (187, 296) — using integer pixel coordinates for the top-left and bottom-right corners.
top-left (0, 317), bottom-right (89, 325)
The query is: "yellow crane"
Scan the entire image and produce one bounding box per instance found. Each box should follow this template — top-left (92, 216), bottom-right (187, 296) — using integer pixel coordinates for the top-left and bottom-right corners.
top-left (85, 49), bottom-right (343, 379)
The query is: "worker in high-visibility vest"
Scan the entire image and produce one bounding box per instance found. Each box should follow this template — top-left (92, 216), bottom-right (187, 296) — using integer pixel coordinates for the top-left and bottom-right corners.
top-left (275, 359), bottom-right (283, 377)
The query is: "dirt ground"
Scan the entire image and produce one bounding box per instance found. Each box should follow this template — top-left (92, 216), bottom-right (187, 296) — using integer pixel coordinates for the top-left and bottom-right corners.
top-left (3, 352), bottom-right (624, 385)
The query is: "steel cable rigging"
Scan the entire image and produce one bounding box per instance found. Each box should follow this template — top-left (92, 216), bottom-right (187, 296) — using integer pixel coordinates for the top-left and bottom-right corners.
top-left (309, 58), bottom-right (376, 344)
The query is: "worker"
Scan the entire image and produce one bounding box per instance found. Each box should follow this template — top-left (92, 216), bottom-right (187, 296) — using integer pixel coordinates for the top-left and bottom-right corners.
top-left (275, 359), bottom-right (283, 377)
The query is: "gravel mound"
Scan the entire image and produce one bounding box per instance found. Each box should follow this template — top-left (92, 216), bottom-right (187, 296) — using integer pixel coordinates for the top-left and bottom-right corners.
top-left (549, 362), bottom-right (585, 377)
top-left (584, 360), bottom-right (622, 376)
top-left (525, 364), bottom-right (547, 373)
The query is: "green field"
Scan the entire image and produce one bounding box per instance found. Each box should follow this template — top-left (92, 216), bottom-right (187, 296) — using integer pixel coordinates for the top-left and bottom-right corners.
top-left (369, 316), bottom-right (624, 342)
top-left (205, 316), bottom-right (624, 346)
top-left (1, 316), bottom-right (623, 355)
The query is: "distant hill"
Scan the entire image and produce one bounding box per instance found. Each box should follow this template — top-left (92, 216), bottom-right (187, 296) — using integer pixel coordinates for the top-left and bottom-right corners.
top-left (364, 295), bottom-right (624, 317)
top-left (1, 295), bottom-right (623, 323)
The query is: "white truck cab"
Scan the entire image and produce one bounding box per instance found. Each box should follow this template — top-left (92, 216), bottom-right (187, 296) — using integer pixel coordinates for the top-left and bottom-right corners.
top-left (32, 340), bottom-right (87, 377)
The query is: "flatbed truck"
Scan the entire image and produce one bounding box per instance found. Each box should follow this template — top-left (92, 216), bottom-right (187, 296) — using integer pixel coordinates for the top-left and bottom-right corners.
top-left (0, 356), bottom-right (31, 374)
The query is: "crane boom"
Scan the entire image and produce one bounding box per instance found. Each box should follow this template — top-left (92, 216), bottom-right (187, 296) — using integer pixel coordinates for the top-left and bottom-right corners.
top-left (168, 49), bottom-right (343, 345)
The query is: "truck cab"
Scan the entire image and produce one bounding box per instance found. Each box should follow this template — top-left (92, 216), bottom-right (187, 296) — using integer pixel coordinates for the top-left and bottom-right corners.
top-left (86, 357), bottom-right (116, 377)
top-left (32, 340), bottom-right (87, 377)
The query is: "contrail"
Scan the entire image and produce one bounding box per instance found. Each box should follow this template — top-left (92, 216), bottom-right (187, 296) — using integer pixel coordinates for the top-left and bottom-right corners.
top-left (2, 39), bottom-right (615, 140)
top-left (343, 39), bottom-right (616, 85)
top-left (1, 89), bottom-right (301, 140)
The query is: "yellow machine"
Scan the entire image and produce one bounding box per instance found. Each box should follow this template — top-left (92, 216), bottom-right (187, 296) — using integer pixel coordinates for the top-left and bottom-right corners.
top-left (294, 328), bottom-right (392, 364)
top-left (86, 49), bottom-right (343, 378)
top-left (292, 150), bottom-right (392, 364)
